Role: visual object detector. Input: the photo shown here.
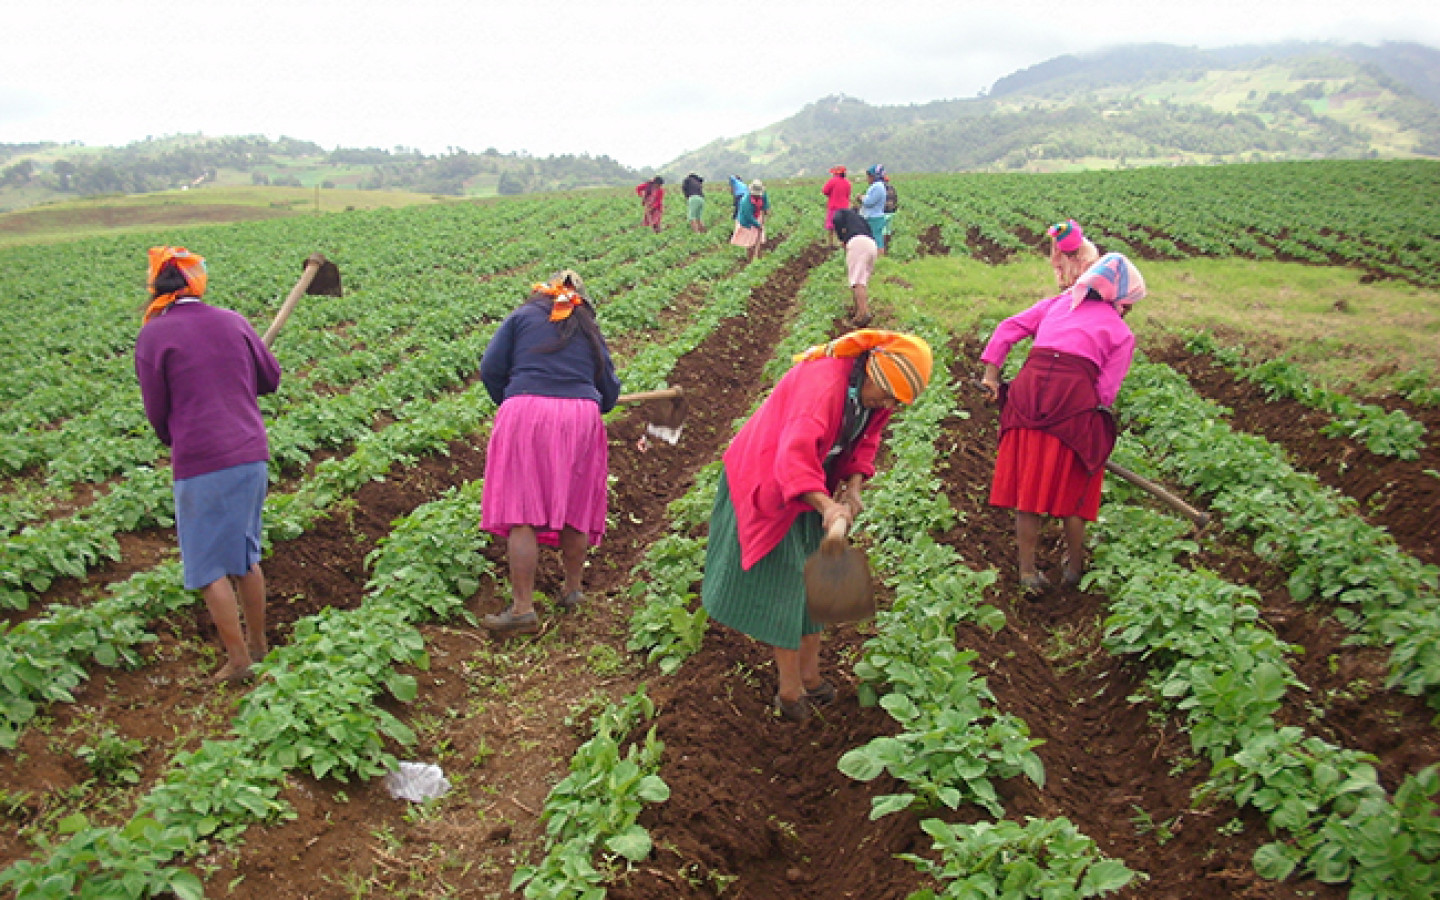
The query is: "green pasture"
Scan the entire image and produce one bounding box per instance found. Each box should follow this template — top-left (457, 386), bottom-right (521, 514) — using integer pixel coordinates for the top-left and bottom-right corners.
top-left (0, 184), bottom-right (452, 247)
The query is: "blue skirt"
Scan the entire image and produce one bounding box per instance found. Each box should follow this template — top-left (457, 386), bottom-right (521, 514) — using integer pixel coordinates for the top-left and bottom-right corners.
top-left (174, 461), bottom-right (267, 590)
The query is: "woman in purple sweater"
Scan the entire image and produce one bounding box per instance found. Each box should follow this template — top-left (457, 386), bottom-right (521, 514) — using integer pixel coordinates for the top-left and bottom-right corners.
top-left (479, 270), bottom-right (622, 633)
top-left (978, 253), bottom-right (1145, 596)
top-left (134, 247), bottom-right (282, 683)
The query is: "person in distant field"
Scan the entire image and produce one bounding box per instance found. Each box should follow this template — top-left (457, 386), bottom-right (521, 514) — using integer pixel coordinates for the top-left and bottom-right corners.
top-left (730, 179), bottom-right (770, 262)
top-left (702, 330), bottom-right (933, 722)
top-left (977, 253), bottom-right (1145, 597)
top-left (859, 165), bottom-right (889, 254)
top-left (134, 246), bottom-right (281, 685)
top-left (831, 208), bottom-right (877, 327)
top-left (821, 165), bottom-right (852, 245)
top-left (682, 172), bottom-right (706, 232)
top-left (479, 270), bottom-right (622, 634)
top-left (1047, 219), bottom-right (1101, 291)
top-left (636, 176), bottom-right (665, 232)
top-left (881, 172), bottom-right (899, 248)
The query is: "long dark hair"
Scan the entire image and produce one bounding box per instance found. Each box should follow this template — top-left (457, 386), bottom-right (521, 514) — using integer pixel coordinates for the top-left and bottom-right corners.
top-left (524, 293), bottom-right (609, 380)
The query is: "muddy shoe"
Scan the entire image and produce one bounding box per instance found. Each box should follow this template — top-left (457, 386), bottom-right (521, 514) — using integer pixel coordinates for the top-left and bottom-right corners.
top-left (1020, 573), bottom-right (1051, 599)
top-left (804, 679), bottom-right (837, 706)
top-left (774, 693), bottom-right (811, 723)
top-left (482, 608), bottom-right (539, 634)
top-left (1060, 555), bottom-right (1084, 588)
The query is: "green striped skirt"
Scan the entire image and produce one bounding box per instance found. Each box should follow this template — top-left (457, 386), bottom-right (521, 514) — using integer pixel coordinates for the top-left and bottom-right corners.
top-left (702, 469), bottom-right (824, 650)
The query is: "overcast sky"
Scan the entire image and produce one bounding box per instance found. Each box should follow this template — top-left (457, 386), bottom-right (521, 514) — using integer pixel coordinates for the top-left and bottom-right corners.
top-left (4, 0), bottom-right (1438, 168)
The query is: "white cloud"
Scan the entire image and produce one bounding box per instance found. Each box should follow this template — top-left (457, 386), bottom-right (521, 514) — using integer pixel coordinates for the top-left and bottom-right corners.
top-left (3, 0), bottom-right (1438, 167)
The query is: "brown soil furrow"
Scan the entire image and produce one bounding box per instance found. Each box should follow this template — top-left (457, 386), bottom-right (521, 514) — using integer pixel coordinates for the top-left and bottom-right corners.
top-left (1147, 339), bottom-right (1440, 569)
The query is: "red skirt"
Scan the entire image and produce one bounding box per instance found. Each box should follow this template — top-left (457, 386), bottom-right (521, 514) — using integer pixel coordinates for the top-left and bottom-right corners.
top-left (990, 428), bottom-right (1103, 520)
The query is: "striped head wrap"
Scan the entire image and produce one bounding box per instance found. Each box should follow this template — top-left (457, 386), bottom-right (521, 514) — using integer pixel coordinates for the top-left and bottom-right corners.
top-left (534, 269), bottom-right (592, 321)
top-left (143, 246), bottom-right (208, 324)
top-left (1047, 219), bottom-right (1084, 253)
top-left (793, 329), bottom-right (933, 405)
top-left (1068, 252), bottom-right (1146, 311)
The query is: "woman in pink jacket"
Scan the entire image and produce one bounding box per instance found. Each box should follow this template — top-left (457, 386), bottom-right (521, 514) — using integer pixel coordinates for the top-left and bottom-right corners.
top-left (978, 253), bottom-right (1145, 596)
top-left (702, 330), bottom-right (932, 722)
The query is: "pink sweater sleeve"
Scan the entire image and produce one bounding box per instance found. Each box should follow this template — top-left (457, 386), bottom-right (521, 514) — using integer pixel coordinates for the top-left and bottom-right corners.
top-left (1095, 332), bottom-right (1135, 407)
top-left (980, 296), bottom-right (1053, 368)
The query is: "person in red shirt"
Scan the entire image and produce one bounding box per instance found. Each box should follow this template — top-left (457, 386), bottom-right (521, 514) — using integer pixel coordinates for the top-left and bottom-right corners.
top-left (636, 176), bottom-right (664, 232)
top-left (821, 166), bottom-right (852, 246)
top-left (701, 330), bottom-right (933, 722)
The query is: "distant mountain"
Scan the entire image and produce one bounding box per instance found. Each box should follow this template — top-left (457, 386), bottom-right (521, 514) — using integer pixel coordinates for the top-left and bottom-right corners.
top-left (658, 41), bottom-right (1440, 181)
top-left (5, 40), bottom-right (1439, 217)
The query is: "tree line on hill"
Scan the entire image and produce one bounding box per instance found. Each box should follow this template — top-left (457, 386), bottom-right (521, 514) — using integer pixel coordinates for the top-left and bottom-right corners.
top-left (0, 136), bottom-right (641, 203)
top-left (4, 40), bottom-right (1438, 212)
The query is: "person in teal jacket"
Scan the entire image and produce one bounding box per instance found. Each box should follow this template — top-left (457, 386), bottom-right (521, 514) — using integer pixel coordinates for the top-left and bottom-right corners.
top-left (859, 165), bottom-right (889, 253)
top-left (730, 179), bottom-right (771, 262)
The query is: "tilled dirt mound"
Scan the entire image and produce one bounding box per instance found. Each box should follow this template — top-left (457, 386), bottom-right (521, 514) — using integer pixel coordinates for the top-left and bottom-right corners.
top-left (1148, 338), bottom-right (1440, 570)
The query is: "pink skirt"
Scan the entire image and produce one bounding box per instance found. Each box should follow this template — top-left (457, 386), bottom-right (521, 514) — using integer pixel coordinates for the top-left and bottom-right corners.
top-left (730, 223), bottom-right (765, 248)
top-left (845, 235), bottom-right (878, 286)
top-left (481, 395), bottom-right (609, 547)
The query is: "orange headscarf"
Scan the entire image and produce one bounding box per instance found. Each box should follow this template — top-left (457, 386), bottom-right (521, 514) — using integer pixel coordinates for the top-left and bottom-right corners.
top-left (533, 269), bottom-right (592, 321)
top-left (793, 329), bottom-right (933, 405)
top-left (143, 246), bottom-right (208, 324)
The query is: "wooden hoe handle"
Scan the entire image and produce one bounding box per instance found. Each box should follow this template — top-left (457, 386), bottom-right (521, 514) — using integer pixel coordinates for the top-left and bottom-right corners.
top-left (1105, 461), bottom-right (1210, 530)
top-left (616, 387), bottom-right (685, 403)
top-left (262, 254), bottom-right (327, 348)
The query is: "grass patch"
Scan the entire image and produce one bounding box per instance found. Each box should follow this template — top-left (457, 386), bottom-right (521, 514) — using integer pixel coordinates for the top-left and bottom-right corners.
top-left (0, 185), bottom-right (454, 247)
top-left (883, 254), bottom-right (1440, 396)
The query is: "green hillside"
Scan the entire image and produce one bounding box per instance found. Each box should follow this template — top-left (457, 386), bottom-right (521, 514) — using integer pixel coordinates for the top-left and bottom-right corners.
top-left (5, 41), bottom-right (1439, 219)
top-left (659, 41), bottom-right (1440, 179)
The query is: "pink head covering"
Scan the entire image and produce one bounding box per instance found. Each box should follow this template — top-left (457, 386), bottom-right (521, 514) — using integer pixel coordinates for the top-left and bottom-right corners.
top-left (1068, 253), bottom-right (1146, 311)
top-left (1047, 219), bottom-right (1084, 253)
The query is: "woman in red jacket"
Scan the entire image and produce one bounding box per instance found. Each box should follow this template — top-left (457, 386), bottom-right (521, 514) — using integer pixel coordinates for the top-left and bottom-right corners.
top-left (701, 330), bottom-right (932, 722)
top-left (821, 165), bottom-right (852, 245)
top-left (636, 176), bottom-right (665, 232)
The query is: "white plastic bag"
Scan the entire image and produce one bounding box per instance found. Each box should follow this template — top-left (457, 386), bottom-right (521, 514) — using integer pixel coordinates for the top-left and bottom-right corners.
top-left (383, 761), bottom-right (451, 802)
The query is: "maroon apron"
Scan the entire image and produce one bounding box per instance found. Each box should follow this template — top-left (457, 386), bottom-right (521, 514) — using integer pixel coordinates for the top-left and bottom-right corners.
top-left (999, 349), bottom-right (1115, 475)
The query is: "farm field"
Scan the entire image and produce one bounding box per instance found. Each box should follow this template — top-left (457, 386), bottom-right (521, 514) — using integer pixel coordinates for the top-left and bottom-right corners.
top-left (0, 160), bottom-right (1438, 899)
top-left (0, 185), bottom-right (452, 248)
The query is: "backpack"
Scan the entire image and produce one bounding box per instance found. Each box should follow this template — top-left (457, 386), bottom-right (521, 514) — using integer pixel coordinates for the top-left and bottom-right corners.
top-left (883, 181), bottom-right (899, 214)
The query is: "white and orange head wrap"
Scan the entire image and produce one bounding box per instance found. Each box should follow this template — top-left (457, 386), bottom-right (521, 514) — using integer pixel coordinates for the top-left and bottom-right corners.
top-left (1068, 252), bottom-right (1146, 312)
top-left (143, 246), bottom-right (208, 324)
top-left (794, 329), bottom-right (933, 405)
top-left (533, 269), bottom-right (592, 321)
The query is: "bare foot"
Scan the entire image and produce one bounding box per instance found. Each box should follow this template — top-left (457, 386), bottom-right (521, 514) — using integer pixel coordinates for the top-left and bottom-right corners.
top-left (211, 661), bottom-right (254, 685)
top-left (248, 641), bottom-right (269, 661)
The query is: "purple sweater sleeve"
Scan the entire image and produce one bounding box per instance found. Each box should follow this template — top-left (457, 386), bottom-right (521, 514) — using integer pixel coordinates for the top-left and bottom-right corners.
top-left (135, 303), bottom-right (280, 479)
